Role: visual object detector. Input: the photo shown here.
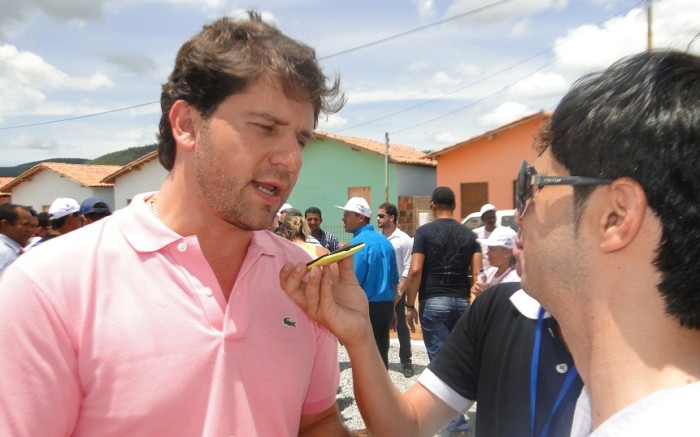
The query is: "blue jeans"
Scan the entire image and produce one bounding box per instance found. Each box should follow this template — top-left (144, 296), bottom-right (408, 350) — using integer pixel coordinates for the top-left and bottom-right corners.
top-left (420, 296), bottom-right (470, 433)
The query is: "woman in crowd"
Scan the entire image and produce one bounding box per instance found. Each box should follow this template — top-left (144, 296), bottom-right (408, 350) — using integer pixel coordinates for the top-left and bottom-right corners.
top-left (276, 215), bottom-right (339, 281)
top-left (471, 226), bottom-right (520, 300)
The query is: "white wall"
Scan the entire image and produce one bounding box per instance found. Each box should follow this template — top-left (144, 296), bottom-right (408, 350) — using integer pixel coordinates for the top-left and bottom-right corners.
top-left (11, 171), bottom-right (104, 212)
top-left (113, 159), bottom-right (168, 209)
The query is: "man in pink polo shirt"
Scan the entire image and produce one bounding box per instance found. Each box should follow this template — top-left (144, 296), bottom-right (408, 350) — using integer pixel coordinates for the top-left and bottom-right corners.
top-left (0, 11), bottom-right (347, 436)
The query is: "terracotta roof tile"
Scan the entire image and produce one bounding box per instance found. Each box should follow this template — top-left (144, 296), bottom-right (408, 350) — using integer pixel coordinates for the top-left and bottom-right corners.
top-left (1, 162), bottom-right (122, 192)
top-left (0, 177), bottom-right (14, 194)
top-left (102, 151), bottom-right (160, 183)
top-left (427, 110), bottom-right (551, 158)
top-left (313, 131), bottom-right (435, 167)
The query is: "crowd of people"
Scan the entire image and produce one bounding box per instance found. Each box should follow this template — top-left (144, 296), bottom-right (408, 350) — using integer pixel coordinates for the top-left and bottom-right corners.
top-left (0, 8), bottom-right (698, 437)
top-left (0, 196), bottom-right (112, 276)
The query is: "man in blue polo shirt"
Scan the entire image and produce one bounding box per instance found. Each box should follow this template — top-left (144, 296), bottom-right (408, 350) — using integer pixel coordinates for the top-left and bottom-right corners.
top-left (336, 197), bottom-right (398, 369)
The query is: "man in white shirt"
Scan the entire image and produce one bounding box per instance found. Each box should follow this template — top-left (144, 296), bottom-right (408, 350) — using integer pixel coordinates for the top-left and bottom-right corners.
top-left (472, 204), bottom-right (497, 268)
top-left (377, 202), bottom-right (414, 378)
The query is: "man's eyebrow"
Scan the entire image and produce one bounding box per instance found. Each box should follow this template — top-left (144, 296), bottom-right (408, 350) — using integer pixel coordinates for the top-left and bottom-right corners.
top-left (250, 111), bottom-right (312, 141)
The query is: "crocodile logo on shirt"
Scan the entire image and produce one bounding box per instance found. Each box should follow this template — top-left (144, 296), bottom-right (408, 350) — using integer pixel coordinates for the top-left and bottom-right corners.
top-left (283, 317), bottom-right (297, 328)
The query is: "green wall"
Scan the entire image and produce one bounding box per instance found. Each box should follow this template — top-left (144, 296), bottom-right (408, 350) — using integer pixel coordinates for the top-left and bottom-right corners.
top-left (287, 138), bottom-right (398, 241)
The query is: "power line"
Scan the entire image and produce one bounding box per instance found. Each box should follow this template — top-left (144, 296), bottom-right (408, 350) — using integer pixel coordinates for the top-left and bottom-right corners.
top-left (336, 49), bottom-right (550, 133)
top-left (0, 101), bottom-right (159, 131)
top-left (0, 0), bottom-right (511, 132)
top-left (318, 0), bottom-right (512, 60)
top-left (356, 0), bottom-right (644, 137)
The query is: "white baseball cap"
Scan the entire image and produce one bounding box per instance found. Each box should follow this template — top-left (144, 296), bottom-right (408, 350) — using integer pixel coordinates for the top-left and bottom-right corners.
top-left (277, 203), bottom-right (293, 216)
top-left (477, 226), bottom-right (517, 249)
top-left (335, 197), bottom-right (371, 218)
top-left (48, 198), bottom-right (81, 219)
top-left (479, 203), bottom-right (497, 215)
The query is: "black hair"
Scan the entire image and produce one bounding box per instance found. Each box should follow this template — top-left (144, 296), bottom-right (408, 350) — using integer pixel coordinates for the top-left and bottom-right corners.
top-left (378, 202), bottom-right (398, 224)
top-left (305, 206), bottom-right (322, 219)
top-left (37, 212), bottom-right (51, 229)
top-left (0, 203), bottom-right (21, 225)
top-left (548, 50), bottom-right (700, 328)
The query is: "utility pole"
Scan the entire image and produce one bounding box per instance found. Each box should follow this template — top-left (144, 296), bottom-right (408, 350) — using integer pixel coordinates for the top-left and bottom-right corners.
top-left (384, 132), bottom-right (389, 203)
top-left (647, 0), bottom-right (653, 51)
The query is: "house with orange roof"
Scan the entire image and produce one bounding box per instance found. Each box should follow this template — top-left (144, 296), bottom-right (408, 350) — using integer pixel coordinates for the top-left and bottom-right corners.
top-left (0, 162), bottom-right (122, 212)
top-left (0, 132), bottom-right (436, 235)
top-left (427, 111), bottom-right (550, 220)
top-left (101, 151), bottom-right (167, 208)
top-left (0, 177), bottom-right (13, 204)
top-left (290, 131), bottom-right (436, 239)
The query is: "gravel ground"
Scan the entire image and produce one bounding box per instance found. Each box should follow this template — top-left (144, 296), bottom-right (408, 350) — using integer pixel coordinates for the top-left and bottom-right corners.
top-left (336, 339), bottom-right (477, 436)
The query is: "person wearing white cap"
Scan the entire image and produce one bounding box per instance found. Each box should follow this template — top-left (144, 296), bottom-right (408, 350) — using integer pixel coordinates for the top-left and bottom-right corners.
top-left (471, 226), bottom-right (520, 300)
top-left (335, 196), bottom-right (398, 370)
top-left (270, 202), bottom-right (293, 232)
top-left (48, 197), bottom-right (82, 235)
top-left (473, 203), bottom-right (498, 269)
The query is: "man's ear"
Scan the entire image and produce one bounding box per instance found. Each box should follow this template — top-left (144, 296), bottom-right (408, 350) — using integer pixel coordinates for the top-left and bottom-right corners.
top-left (169, 100), bottom-right (199, 151)
top-left (599, 177), bottom-right (648, 253)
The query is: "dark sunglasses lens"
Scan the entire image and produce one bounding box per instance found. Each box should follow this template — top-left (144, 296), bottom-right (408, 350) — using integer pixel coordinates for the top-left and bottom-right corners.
top-left (377, 214), bottom-right (386, 218)
top-left (516, 162), bottom-right (528, 216)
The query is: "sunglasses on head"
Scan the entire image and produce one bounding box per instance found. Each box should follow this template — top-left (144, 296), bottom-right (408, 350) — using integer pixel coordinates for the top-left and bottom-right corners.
top-left (516, 160), bottom-right (613, 218)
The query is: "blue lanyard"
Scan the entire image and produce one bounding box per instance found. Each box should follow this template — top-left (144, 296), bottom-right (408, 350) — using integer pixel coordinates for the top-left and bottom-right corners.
top-left (530, 307), bottom-right (579, 437)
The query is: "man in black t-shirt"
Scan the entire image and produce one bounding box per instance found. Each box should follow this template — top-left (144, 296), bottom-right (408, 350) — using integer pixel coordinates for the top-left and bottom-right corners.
top-left (281, 254), bottom-right (584, 436)
top-left (405, 186), bottom-right (481, 436)
top-left (424, 282), bottom-right (583, 436)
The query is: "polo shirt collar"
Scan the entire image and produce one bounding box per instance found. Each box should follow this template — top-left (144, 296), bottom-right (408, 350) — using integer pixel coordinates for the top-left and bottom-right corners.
top-left (509, 288), bottom-right (550, 320)
top-left (115, 192), bottom-right (278, 259)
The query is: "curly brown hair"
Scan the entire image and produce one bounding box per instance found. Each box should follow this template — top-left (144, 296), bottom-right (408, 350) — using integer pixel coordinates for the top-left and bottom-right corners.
top-left (157, 10), bottom-right (345, 170)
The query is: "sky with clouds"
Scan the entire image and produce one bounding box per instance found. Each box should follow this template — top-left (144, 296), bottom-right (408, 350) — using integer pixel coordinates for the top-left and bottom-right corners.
top-left (0, 0), bottom-right (699, 166)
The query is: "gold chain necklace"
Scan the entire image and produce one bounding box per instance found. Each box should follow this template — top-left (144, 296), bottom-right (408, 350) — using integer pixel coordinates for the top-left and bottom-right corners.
top-left (149, 196), bottom-right (159, 219)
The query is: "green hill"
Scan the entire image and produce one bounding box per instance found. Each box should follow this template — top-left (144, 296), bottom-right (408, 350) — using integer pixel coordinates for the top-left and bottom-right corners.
top-left (0, 144), bottom-right (157, 177)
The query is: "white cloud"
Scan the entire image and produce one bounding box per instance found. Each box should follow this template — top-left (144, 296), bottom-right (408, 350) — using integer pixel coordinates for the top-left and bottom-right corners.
top-left (68, 72), bottom-right (114, 91)
top-left (478, 102), bottom-right (532, 127)
top-left (553, 12), bottom-right (647, 71)
top-left (455, 63), bottom-right (480, 76)
top-left (508, 71), bottom-right (569, 98)
top-left (0, 44), bottom-right (113, 91)
top-left (113, 128), bottom-right (157, 144)
top-left (430, 71), bottom-right (462, 86)
top-left (414, 0), bottom-right (436, 19)
top-left (228, 8), bottom-right (277, 25)
top-left (317, 113), bottom-right (348, 130)
top-left (5, 133), bottom-right (61, 153)
top-left (432, 130), bottom-right (460, 146)
top-left (511, 19), bottom-right (529, 36)
top-left (408, 61), bottom-right (430, 72)
top-left (554, 0), bottom-right (700, 73)
top-left (0, 44), bottom-right (113, 118)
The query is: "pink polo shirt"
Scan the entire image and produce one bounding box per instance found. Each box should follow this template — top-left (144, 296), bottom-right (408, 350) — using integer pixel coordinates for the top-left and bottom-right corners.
top-left (0, 193), bottom-right (339, 436)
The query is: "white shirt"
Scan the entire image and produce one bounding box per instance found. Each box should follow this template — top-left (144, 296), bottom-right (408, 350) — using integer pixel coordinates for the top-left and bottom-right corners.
top-left (571, 382), bottom-right (700, 437)
top-left (0, 233), bottom-right (22, 277)
top-left (383, 227), bottom-right (413, 279)
top-left (473, 225), bottom-right (493, 269)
